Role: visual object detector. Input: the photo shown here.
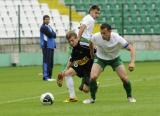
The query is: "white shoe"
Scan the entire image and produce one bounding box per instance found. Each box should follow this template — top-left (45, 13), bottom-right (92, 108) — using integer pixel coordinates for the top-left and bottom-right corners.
top-left (128, 97), bottom-right (136, 103)
top-left (46, 78), bottom-right (56, 82)
top-left (83, 98), bottom-right (95, 104)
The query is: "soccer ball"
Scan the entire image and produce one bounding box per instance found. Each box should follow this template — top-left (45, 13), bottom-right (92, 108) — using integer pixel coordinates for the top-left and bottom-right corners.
top-left (40, 92), bottom-right (54, 105)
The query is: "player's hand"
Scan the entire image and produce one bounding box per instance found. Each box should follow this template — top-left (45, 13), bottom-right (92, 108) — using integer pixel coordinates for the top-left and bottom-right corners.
top-left (57, 72), bottom-right (64, 87)
top-left (128, 62), bottom-right (135, 72)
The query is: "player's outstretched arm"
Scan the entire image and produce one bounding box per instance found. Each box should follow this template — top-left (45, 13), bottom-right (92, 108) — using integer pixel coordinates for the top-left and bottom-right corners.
top-left (78, 24), bottom-right (86, 40)
top-left (126, 44), bottom-right (135, 71)
top-left (65, 59), bottom-right (73, 70)
top-left (89, 41), bottom-right (95, 59)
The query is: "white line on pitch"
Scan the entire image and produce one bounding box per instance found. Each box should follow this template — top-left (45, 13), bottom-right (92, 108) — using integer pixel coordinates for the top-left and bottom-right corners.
top-left (0, 76), bottom-right (159, 105)
top-left (0, 91), bottom-right (67, 105)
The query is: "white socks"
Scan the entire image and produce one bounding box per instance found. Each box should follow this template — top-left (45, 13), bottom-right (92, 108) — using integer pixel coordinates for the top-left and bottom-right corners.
top-left (65, 76), bottom-right (76, 99)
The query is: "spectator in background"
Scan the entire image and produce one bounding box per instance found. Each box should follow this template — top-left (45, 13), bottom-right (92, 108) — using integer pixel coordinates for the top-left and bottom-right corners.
top-left (40, 15), bottom-right (56, 81)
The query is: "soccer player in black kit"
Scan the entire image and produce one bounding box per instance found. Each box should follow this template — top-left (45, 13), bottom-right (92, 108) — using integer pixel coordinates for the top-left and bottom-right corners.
top-left (57, 31), bottom-right (94, 101)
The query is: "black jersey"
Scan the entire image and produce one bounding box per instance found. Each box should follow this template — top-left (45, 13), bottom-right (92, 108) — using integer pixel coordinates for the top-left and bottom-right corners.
top-left (70, 41), bottom-right (92, 66)
top-left (70, 40), bottom-right (93, 83)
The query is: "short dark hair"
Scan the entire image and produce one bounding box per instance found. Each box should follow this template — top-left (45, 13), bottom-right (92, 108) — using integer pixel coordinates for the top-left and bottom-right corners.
top-left (100, 23), bottom-right (112, 30)
top-left (66, 31), bottom-right (77, 40)
top-left (89, 5), bottom-right (100, 13)
top-left (43, 15), bottom-right (50, 20)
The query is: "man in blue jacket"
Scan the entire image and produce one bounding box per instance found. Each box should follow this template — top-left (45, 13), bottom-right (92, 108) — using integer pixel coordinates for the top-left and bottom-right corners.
top-left (40, 15), bottom-right (56, 81)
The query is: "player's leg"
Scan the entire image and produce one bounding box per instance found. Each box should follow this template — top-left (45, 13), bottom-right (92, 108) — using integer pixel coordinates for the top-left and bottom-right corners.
top-left (79, 79), bottom-right (89, 93)
top-left (90, 63), bottom-right (102, 99)
top-left (62, 46), bottom-right (76, 102)
top-left (82, 84), bottom-right (89, 93)
top-left (79, 76), bottom-right (89, 93)
top-left (115, 64), bottom-right (131, 95)
top-left (57, 67), bottom-right (76, 87)
top-left (115, 64), bottom-right (136, 102)
top-left (62, 62), bottom-right (76, 101)
top-left (83, 63), bottom-right (103, 104)
top-left (83, 56), bottom-right (106, 104)
top-left (79, 62), bottom-right (92, 93)
top-left (57, 67), bottom-right (77, 102)
top-left (65, 75), bottom-right (77, 101)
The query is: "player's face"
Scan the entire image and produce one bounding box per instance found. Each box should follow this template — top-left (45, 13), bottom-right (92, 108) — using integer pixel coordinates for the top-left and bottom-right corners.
top-left (44, 17), bottom-right (50, 24)
top-left (91, 9), bottom-right (100, 19)
top-left (68, 36), bottom-right (78, 47)
top-left (100, 28), bottom-right (111, 41)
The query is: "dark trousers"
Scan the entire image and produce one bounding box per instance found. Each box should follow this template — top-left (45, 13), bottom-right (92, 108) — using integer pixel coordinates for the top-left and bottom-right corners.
top-left (42, 47), bottom-right (54, 80)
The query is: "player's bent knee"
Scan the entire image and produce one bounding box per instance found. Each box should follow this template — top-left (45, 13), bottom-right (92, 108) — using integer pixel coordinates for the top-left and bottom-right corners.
top-left (90, 72), bottom-right (99, 80)
top-left (82, 88), bottom-right (89, 93)
top-left (83, 89), bottom-right (89, 93)
top-left (90, 76), bottom-right (97, 81)
top-left (121, 77), bottom-right (129, 83)
top-left (82, 84), bottom-right (89, 93)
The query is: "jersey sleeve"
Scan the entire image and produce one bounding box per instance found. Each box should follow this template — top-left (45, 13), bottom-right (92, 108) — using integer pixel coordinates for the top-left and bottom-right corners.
top-left (117, 34), bottom-right (129, 48)
top-left (69, 49), bottom-right (74, 62)
top-left (91, 34), bottom-right (96, 43)
top-left (69, 55), bottom-right (73, 62)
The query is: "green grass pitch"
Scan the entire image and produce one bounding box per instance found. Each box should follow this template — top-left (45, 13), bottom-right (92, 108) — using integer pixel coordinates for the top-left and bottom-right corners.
top-left (0, 62), bottom-right (160, 116)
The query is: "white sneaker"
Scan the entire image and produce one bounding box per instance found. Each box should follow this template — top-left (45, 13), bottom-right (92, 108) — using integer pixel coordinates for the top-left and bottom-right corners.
top-left (46, 78), bottom-right (56, 82)
top-left (128, 97), bottom-right (136, 103)
top-left (83, 98), bottom-right (95, 104)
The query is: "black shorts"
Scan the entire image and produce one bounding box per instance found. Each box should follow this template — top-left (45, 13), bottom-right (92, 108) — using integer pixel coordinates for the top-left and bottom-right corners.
top-left (71, 60), bottom-right (93, 86)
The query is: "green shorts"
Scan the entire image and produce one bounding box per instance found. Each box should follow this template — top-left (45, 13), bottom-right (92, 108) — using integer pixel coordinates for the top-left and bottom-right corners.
top-left (94, 56), bottom-right (123, 71)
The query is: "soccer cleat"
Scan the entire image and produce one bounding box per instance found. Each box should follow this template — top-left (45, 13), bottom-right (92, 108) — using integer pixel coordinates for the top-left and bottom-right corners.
top-left (128, 97), bottom-right (136, 103)
top-left (63, 98), bottom-right (78, 103)
top-left (57, 72), bottom-right (64, 87)
top-left (83, 98), bottom-right (95, 104)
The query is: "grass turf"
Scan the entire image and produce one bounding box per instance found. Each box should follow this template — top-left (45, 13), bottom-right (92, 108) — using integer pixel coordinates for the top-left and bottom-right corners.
top-left (0, 62), bottom-right (160, 116)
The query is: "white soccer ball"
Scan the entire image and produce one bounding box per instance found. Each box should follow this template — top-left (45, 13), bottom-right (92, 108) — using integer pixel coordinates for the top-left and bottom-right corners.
top-left (40, 92), bottom-right (54, 105)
